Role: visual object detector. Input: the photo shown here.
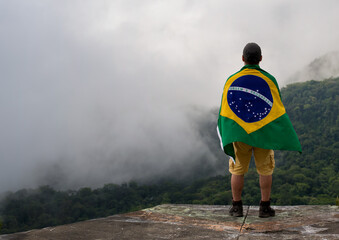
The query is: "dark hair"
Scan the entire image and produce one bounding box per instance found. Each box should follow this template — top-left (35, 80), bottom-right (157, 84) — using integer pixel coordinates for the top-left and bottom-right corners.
top-left (243, 43), bottom-right (262, 64)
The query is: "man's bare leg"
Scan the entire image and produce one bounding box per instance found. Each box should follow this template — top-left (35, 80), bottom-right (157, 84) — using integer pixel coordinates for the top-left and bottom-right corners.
top-left (230, 174), bottom-right (244, 217)
top-left (259, 175), bottom-right (272, 201)
top-left (259, 174), bottom-right (275, 217)
top-left (231, 174), bottom-right (244, 201)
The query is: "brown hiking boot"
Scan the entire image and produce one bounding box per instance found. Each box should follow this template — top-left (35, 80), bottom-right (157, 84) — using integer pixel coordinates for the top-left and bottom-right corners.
top-left (229, 200), bottom-right (243, 217)
top-left (259, 200), bottom-right (275, 218)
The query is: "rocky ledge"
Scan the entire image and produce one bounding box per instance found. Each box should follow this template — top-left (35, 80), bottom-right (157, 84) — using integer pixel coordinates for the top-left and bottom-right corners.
top-left (1, 205), bottom-right (338, 240)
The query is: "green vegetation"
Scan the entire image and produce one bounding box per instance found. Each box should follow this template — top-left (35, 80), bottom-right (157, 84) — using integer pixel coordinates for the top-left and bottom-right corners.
top-left (273, 78), bottom-right (339, 205)
top-left (0, 78), bottom-right (338, 234)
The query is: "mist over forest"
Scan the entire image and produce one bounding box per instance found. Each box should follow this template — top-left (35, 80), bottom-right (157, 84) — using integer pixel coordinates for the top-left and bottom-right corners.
top-left (0, 77), bottom-right (338, 234)
top-left (1, 0), bottom-right (339, 193)
top-left (2, 50), bottom-right (337, 194)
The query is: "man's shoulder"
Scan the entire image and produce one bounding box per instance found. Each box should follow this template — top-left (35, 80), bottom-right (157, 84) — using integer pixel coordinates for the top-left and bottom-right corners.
top-left (226, 68), bottom-right (243, 81)
top-left (256, 67), bottom-right (276, 81)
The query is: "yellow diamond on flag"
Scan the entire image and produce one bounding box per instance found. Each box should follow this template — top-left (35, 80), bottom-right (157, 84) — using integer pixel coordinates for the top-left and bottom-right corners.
top-left (220, 68), bottom-right (286, 134)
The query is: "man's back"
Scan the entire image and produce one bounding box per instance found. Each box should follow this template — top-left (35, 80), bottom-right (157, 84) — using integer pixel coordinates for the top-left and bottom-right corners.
top-left (217, 43), bottom-right (301, 218)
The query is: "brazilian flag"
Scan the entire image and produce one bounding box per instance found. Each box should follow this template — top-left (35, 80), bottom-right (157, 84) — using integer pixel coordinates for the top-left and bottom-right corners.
top-left (217, 65), bottom-right (302, 161)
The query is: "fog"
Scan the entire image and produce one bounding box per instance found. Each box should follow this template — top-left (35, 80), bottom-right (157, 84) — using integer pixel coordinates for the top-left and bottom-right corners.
top-left (1, 0), bottom-right (339, 192)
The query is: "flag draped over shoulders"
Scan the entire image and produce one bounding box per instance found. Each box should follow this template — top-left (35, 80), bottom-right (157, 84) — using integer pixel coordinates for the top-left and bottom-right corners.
top-left (217, 65), bottom-right (302, 160)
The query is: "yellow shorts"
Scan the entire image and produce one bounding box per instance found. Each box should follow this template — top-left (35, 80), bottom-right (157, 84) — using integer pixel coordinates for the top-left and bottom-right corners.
top-left (229, 142), bottom-right (275, 176)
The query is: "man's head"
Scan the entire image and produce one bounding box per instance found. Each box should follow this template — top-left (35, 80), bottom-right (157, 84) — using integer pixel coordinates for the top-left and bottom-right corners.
top-left (242, 42), bottom-right (262, 65)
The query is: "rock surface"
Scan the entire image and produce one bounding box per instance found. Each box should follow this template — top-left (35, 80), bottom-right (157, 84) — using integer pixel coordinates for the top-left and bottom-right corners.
top-left (1, 204), bottom-right (338, 240)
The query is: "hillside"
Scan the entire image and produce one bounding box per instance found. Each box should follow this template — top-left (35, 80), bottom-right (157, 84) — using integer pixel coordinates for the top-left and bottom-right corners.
top-left (271, 77), bottom-right (339, 204)
top-left (287, 51), bottom-right (339, 83)
top-left (0, 78), bottom-right (338, 234)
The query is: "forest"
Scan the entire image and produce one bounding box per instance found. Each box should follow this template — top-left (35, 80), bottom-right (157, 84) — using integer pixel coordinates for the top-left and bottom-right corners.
top-left (0, 78), bottom-right (338, 234)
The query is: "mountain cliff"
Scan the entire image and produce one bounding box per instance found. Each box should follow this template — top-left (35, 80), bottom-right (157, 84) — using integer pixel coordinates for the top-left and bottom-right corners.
top-left (1, 204), bottom-right (338, 240)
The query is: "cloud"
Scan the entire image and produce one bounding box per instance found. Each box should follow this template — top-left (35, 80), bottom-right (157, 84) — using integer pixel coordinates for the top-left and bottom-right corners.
top-left (0, 0), bottom-right (338, 192)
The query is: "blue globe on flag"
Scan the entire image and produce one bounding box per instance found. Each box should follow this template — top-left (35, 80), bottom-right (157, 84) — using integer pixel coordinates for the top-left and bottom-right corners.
top-left (227, 75), bottom-right (273, 123)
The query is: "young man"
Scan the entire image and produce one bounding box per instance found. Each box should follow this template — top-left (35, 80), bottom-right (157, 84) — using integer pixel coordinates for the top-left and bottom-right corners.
top-left (217, 43), bottom-right (301, 218)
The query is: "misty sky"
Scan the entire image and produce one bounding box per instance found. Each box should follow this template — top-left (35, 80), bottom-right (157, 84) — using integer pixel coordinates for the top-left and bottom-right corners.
top-left (1, 0), bottom-right (339, 192)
